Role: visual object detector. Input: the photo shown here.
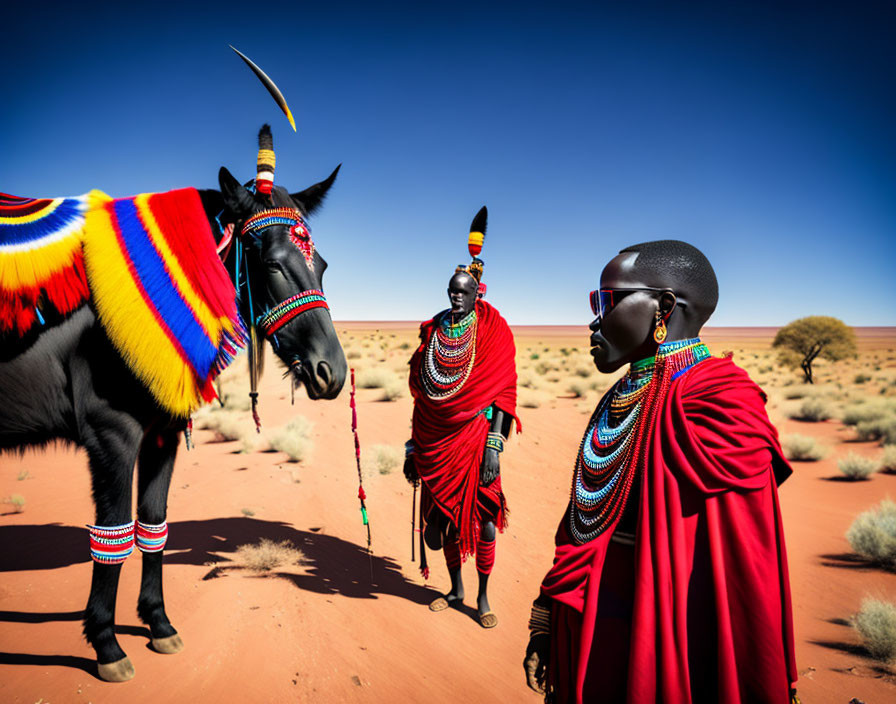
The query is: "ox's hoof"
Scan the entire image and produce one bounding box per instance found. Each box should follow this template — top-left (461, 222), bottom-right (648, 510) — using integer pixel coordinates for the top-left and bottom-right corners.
top-left (97, 656), bottom-right (135, 682)
top-left (152, 633), bottom-right (184, 654)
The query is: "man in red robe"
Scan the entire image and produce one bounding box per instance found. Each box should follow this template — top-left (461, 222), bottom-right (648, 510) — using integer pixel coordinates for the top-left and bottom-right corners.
top-left (524, 240), bottom-right (797, 703)
top-left (404, 207), bottom-right (518, 629)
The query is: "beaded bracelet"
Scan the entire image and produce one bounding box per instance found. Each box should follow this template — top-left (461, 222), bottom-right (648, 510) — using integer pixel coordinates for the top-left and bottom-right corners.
top-left (485, 432), bottom-right (504, 453)
top-left (404, 440), bottom-right (415, 457)
top-left (528, 602), bottom-right (551, 637)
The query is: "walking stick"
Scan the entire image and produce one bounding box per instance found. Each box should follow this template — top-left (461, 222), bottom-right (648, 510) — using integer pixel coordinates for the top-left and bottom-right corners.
top-left (411, 480), bottom-right (417, 562)
top-left (349, 368), bottom-right (374, 583)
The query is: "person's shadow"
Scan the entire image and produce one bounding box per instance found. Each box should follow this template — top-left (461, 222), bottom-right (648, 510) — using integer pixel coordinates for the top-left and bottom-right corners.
top-left (0, 517), bottom-right (439, 677)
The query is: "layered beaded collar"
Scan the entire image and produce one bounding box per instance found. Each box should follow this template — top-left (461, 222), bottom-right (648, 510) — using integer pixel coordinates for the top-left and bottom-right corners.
top-left (568, 338), bottom-right (710, 545)
top-left (420, 308), bottom-right (478, 399)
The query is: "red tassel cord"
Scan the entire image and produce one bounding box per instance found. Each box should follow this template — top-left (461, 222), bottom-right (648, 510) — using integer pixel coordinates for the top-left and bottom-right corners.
top-left (350, 368), bottom-right (373, 581)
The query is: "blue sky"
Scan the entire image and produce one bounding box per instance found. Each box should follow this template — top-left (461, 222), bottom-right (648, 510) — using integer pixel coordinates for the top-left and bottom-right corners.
top-left (3, 1), bottom-right (894, 325)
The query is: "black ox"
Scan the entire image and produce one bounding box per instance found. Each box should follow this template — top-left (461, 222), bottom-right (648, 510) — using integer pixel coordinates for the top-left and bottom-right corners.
top-left (0, 127), bottom-right (346, 681)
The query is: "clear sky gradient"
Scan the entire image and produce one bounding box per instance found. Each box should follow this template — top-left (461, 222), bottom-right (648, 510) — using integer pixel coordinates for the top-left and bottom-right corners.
top-left (3, 1), bottom-right (894, 325)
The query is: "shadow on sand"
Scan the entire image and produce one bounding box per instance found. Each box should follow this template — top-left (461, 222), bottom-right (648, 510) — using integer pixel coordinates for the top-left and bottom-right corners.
top-left (0, 517), bottom-right (439, 677)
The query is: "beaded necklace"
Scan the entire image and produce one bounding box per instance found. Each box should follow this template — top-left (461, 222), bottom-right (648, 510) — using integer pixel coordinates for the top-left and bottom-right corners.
top-left (421, 309), bottom-right (478, 399)
top-left (568, 338), bottom-right (711, 545)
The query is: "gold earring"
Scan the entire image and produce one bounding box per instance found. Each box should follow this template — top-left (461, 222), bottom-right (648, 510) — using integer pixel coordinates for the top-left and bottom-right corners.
top-left (653, 311), bottom-right (667, 343)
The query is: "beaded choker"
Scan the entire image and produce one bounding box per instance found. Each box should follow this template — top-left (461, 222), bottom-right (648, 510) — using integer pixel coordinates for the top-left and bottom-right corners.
top-left (257, 289), bottom-right (328, 337)
top-left (568, 338), bottom-right (710, 545)
top-left (421, 309), bottom-right (478, 399)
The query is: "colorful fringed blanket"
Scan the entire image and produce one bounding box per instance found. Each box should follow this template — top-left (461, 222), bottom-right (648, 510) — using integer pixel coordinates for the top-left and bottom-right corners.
top-left (0, 188), bottom-right (245, 417)
top-left (0, 194), bottom-right (90, 333)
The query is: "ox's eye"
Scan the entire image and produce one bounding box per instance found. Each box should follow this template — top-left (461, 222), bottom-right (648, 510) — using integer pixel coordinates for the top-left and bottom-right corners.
top-left (264, 259), bottom-right (284, 273)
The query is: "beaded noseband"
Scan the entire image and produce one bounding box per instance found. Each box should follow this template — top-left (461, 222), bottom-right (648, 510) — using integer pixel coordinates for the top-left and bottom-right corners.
top-left (257, 289), bottom-right (328, 337)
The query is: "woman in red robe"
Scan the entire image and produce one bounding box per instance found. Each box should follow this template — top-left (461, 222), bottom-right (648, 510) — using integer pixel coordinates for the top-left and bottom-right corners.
top-left (525, 240), bottom-right (797, 703)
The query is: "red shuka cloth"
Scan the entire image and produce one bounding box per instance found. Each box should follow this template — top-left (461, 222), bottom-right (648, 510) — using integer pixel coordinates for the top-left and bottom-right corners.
top-left (540, 357), bottom-right (797, 704)
top-left (409, 300), bottom-right (519, 557)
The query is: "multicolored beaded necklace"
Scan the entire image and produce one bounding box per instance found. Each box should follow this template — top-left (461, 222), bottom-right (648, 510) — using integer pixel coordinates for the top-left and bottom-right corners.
top-left (568, 338), bottom-right (711, 545)
top-left (421, 309), bottom-right (478, 399)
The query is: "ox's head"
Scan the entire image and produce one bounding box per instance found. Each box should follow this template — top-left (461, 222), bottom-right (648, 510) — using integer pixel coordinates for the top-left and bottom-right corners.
top-left (218, 126), bottom-right (346, 400)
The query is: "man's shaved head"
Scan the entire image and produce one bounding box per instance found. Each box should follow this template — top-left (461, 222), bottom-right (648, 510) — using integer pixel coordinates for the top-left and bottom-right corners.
top-left (619, 240), bottom-right (718, 325)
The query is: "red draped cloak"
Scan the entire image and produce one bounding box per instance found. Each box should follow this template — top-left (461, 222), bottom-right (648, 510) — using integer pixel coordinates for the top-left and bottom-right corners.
top-left (540, 357), bottom-right (797, 703)
top-left (409, 300), bottom-right (519, 558)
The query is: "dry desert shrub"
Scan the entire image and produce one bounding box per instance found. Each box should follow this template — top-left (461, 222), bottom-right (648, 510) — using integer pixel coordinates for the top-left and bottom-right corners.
top-left (519, 388), bottom-right (548, 409)
top-left (788, 397), bottom-right (833, 422)
top-left (196, 411), bottom-right (250, 442)
top-left (573, 365), bottom-right (594, 378)
top-left (235, 538), bottom-right (306, 572)
top-left (880, 445), bottom-right (896, 474)
top-left (3, 494), bottom-right (25, 513)
top-left (377, 380), bottom-right (405, 402)
top-left (852, 599), bottom-right (896, 663)
top-left (364, 444), bottom-right (404, 476)
top-left (856, 417), bottom-right (896, 445)
top-left (566, 380), bottom-right (589, 398)
top-left (781, 434), bottom-right (828, 462)
top-left (346, 346), bottom-right (363, 360)
top-left (356, 367), bottom-right (401, 390)
top-left (842, 399), bottom-right (896, 426)
top-left (518, 371), bottom-right (543, 390)
top-left (220, 390), bottom-right (252, 412)
top-left (846, 499), bottom-right (896, 569)
top-left (267, 417), bottom-right (313, 462)
top-left (838, 453), bottom-right (879, 480)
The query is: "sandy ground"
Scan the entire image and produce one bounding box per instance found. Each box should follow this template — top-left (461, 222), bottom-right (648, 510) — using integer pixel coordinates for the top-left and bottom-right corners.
top-left (1, 325), bottom-right (895, 703)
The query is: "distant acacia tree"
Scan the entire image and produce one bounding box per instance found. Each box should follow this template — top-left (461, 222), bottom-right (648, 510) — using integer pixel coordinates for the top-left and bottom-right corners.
top-left (773, 316), bottom-right (857, 384)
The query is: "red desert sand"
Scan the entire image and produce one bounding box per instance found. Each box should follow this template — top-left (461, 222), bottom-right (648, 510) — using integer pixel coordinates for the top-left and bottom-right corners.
top-left (1, 325), bottom-right (895, 703)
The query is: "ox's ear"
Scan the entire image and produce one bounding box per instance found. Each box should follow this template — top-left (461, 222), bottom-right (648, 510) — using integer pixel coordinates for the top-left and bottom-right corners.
top-left (219, 166), bottom-right (255, 215)
top-left (291, 164), bottom-right (341, 217)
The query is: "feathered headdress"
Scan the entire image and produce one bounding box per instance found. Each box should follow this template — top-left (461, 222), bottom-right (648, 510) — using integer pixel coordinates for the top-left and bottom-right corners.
top-left (456, 206), bottom-right (487, 283)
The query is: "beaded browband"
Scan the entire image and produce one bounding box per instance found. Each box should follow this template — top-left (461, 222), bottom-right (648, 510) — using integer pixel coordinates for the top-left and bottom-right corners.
top-left (241, 207), bottom-right (316, 271)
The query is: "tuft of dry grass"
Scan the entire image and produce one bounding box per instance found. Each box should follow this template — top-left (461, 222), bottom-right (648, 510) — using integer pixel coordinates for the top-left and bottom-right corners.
top-left (838, 452), bottom-right (879, 480)
top-left (519, 388), bottom-right (547, 409)
top-left (3, 494), bottom-right (25, 513)
top-left (364, 444), bottom-right (404, 476)
top-left (880, 445), bottom-right (896, 474)
top-left (846, 499), bottom-right (896, 569)
top-left (377, 380), bottom-right (405, 402)
top-left (267, 417), bottom-right (313, 462)
top-left (852, 598), bottom-right (896, 663)
top-left (788, 397), bottom-right (833, 422)
top-left (781, 434), bottom-right (828, 462)
top-left (235, 539), bottom-right (306, 572)
top-left (566, 379), bottom-right (589, 398)
top-left (356, 368), bottom-right (402, 390)
top-left (193, 410), bottom-right (249, 442)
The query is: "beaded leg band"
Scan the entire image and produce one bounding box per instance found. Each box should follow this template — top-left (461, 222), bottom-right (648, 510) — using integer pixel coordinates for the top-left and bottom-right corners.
top-left (136, 520), bottom-right (169, 553)
top-left (88, 521), bottom-right (135, 565)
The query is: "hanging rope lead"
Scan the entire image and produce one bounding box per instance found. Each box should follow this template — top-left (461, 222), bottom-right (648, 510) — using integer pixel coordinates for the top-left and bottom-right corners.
top-left (350, 368), bottom-right (373, 582)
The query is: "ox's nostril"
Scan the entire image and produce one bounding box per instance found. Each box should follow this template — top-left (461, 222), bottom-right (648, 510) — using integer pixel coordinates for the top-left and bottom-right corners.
top-left (317, 361), bottom-right (332, 388)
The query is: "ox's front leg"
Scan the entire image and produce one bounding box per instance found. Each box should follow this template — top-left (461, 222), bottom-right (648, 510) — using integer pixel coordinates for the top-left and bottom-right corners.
top-left (83, 415), bottom-right (143, 682)
top-left (136, 426), bottom-right (183, 655)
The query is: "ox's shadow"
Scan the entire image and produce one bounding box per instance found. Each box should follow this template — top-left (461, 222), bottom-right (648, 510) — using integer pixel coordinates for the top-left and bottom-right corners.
top-left (0, 517), bottom-right (437, 603)
top-left (0, 517), bottom-right (438, 678)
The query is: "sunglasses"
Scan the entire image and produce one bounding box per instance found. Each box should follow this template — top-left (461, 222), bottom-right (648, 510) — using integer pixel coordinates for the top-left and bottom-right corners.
top-left (589, 287), bottom-right (670, 318)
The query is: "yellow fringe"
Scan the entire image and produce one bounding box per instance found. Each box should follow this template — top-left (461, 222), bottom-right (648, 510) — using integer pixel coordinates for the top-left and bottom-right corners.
top-left (82, 190), bottom-right (203, 416)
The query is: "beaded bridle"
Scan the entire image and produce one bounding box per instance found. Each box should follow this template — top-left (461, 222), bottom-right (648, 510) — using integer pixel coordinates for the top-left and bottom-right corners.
top-left (238, 207), bottom-right (330, 340)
